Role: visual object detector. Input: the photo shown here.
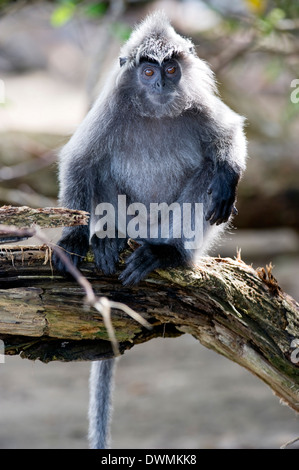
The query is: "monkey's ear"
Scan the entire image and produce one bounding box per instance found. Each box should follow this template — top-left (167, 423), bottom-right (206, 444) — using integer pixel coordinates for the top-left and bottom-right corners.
top-left (189, 46), bottom-right (196, 55)
top-left (119, 57), bottom-right (128, 67)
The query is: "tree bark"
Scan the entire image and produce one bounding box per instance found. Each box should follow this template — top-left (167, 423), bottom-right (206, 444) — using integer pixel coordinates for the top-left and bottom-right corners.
top-left (0, 244), bottom-right (298, 413)
top-left (0, 205), bottom-right (89, 228)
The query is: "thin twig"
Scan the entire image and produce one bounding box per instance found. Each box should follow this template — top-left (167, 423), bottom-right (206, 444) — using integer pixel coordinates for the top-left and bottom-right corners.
top-left (280, 436), bottom-right (299, 449)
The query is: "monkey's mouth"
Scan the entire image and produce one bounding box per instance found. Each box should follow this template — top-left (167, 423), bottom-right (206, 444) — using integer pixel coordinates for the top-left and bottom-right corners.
top-left (150, 93), bottom-right (174, 106)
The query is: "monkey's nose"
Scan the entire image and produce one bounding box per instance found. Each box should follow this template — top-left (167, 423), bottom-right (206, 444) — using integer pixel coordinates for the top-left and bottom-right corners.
top-left (155, 79), bottom-right (165, 92)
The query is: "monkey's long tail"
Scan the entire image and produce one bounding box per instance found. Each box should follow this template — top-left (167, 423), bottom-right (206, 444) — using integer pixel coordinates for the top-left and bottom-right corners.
top-left (88, 358), bottom-right (116, 449)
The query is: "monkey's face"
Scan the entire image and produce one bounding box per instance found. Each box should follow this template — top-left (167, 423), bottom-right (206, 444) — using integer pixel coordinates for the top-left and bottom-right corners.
top-left (135, 58), bottom-right (183, 116)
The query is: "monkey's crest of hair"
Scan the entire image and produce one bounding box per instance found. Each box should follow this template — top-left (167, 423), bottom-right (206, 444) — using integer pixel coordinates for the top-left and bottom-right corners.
top-left (120, 11), bottom-right (194, 66)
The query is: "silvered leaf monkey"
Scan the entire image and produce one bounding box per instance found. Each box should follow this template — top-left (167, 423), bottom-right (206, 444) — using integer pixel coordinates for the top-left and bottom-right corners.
top-left (53, 12), bottom-right (247, 448)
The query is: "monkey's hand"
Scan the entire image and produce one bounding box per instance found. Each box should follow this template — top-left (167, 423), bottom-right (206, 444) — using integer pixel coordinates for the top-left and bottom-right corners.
top-left (52, 226), bottom-right (89, 273)
top-left (205, 161), bottom-right (240, 226)
top-left (91, 235), bottom-right (127, 276)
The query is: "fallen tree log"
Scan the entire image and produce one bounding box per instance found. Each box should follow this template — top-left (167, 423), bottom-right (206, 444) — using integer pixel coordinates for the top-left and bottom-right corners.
top-left (0, 244), bottom-right (298, 413)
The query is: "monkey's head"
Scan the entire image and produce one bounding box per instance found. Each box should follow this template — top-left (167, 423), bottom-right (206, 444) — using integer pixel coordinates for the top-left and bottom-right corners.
top-left (116, 12), bottom-right (216, 119)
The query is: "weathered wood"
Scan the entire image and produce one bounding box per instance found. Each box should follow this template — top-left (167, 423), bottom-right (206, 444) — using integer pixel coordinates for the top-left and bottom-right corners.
top-left (0, 205), bottom-right (89, 228)
top-left (0, 244), bottom-right (298, 413)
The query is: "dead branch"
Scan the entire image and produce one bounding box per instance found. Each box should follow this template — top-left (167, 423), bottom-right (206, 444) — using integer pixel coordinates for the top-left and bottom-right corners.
top-left (0, 205), bottom-right (89, 228)
top-left (0, 243), bottom-right (298, 413)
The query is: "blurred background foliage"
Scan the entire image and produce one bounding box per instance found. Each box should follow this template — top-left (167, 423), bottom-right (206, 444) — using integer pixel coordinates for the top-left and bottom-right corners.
top-left (0, 0), bottom-right (299, 450)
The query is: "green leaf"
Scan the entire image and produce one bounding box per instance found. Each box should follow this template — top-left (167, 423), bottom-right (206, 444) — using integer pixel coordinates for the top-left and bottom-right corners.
top-left (257, 7), bottom-right (285, 34)
top-left (51, 2), bottom-right (76, 27)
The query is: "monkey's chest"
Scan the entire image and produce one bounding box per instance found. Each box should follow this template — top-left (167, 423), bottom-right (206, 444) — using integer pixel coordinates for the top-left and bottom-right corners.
top-left (111, 121), bottom-right (201, 205)
top-left (112, 148), bottom-right (197, 205)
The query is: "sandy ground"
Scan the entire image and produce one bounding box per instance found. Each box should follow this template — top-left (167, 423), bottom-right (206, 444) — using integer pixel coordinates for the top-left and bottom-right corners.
top-left (0, 336), bottom-right (298, 449)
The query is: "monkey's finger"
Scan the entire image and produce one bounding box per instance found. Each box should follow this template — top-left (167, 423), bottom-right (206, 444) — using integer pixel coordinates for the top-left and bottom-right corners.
top-left (104, 241), bottom-right (120, 266)
top-left (117, 238), bottom-right (128, 253)
top-left (217, 201), bottom-right (232, 225)
top-left (224, 201), bottom-right (237, 222)
top-left (205, 204), bottom-right (216, 221)
top-left (205, 192), bottom-right (223, 221)
top-left (209, 200), bottom-right (225, 225)
top-left (119, 248), bottom-right (147, 279)
top-left (92, 237), bottom-right (120, 274)
top-left (119, 250), bottom-right (143, 283)
top-left (95, 256), bottom-right (116, 275)
top-left (94, 249), bottom-right (117, 275)
top-left (216, 209), bottom-right (231, 225)
top-left (121, 256), bottom-right (159, 286)
top-left (216, 219), bottom-right (225, 226)
top-left (214, 197), bottom-right (236, 225)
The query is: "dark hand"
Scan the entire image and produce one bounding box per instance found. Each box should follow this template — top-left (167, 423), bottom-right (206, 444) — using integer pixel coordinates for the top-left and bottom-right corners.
top-left (205, 161), bottom-right (240, 225)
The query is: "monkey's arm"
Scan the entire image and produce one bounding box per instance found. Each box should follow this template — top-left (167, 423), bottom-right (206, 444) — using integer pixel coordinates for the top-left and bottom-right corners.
top-left (200, 101), bottom-right (247, 226)
top-left (52, 98), bottom-right (114, 272)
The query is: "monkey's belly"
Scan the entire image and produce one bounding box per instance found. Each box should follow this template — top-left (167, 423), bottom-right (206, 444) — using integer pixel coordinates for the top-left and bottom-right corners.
top-left (123, 173), bottom-right (186, 206)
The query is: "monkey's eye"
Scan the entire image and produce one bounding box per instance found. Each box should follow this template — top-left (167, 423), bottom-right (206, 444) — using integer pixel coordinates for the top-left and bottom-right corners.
top-left (166, 66), bottom-right (176, 75)
top-left (144, 68), bottom-right (154, 77)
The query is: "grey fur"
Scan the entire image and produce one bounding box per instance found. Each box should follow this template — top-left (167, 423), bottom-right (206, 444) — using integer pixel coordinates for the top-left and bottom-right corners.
top-left (53, 11), bottom-right (247, 449)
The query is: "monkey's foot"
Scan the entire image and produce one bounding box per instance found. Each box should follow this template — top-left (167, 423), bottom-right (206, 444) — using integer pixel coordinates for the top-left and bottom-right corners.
top-left (92, 235), bottom-right (126, 276)
top-left (119, 244), bottom-right (160, 286)
top-left (119, 243), bottom-right (183, 286)
top-left (52, 232), bottom-right (89, 274)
